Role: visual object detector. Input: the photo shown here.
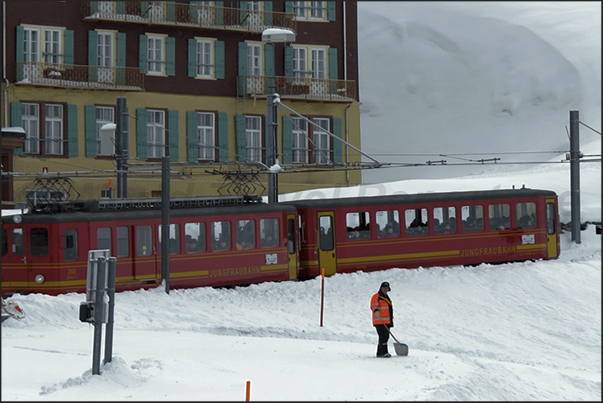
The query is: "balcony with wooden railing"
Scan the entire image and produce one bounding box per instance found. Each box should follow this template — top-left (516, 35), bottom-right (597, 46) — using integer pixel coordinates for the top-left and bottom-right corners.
top-left (237, 76), bottom-right (357, 102)
top-left (82, 1), bottom-right (297, 33)
top-left (16, 62), bottom-right (144, 90)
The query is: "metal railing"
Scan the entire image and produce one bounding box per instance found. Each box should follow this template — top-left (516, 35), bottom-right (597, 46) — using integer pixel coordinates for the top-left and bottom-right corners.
top-left (237, 76), bottom-right (357, 101)
top-left (16, 62), bottom-right (144, 90)
top-left (82, 1), bottom-right (296, 33)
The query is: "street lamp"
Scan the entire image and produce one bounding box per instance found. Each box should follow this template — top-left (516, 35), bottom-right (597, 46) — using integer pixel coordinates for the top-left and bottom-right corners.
top-left (261, 28), bottom-right (295, 203)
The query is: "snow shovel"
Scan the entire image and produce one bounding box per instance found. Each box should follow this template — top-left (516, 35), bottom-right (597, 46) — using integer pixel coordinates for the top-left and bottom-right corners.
top-left (384, 324), bottom-right (408, 356)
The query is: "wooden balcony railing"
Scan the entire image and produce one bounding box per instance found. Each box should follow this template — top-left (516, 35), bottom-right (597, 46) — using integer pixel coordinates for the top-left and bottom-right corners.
top-left (238, 76), bottom-right (357, 102)
top-left (83, 1), bottom-right (297, 33)
top-left (16, 62), bottom-right (144, 90)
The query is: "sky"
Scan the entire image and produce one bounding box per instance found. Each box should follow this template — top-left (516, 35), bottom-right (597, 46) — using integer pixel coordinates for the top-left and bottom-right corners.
top-left (1, 2), bottom-right (601, 402)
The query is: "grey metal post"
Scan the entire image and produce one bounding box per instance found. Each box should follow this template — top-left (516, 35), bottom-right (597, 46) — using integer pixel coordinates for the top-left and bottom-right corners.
top-left (104, 257), bottom-right (117, 365)
top-left (569, 110), bottom-right (581, 244)
top-left (92, 256), bottom-right (107, 375)
top-left (161, 156), bottom-right (170, 293)
top-left (116, 97), bottom-right (128, 198)
top-left (266, 56), bottom-right (278, 204)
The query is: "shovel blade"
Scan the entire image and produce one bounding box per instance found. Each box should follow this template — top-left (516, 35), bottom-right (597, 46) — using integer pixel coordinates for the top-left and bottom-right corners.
top-left (393, 342), bottom-right (408, 356)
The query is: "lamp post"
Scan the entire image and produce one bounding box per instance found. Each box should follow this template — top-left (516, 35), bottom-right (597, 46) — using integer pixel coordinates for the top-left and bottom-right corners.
top-left (261, 28), bottom-right (295, 204)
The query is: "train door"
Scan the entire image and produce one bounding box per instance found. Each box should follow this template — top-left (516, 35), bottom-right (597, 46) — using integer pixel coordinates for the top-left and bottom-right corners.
top-left (286, 213), bottom-right (298, 280)
top-left (545, 198), bottom-right (559, 258)
top-left (317, 211), bottom-right (337, 276)
top-left (133, 224), bottom-right (159, 280)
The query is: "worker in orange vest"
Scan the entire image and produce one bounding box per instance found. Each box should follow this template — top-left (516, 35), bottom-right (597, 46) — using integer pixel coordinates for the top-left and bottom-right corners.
top-left (370, 281), bottom-right (394, 357)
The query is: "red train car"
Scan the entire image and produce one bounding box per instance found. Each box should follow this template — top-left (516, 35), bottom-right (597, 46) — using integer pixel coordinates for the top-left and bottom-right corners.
top-left (290, 188), bottom-right (560, 278)
top-left (1, 196), bottom-right (299, 296)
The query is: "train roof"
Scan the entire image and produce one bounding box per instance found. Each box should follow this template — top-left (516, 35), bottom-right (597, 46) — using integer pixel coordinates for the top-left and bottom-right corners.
top-left (283, 187), bottom-right (557, 209)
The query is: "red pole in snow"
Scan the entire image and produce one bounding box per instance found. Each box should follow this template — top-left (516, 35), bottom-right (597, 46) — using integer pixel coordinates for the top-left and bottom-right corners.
top-left (320, 268), bottom-right (325, 327)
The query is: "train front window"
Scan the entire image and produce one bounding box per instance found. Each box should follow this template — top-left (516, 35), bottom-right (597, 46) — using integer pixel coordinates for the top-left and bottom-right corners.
top-left (30, 227), bottom-right (49, 256)
top-left (12, 228), bottom-right (25, 256)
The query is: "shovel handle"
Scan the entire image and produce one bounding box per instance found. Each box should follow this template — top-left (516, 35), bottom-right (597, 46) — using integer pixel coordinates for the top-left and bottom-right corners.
top-left (378, 317), bottom-right (401, 344)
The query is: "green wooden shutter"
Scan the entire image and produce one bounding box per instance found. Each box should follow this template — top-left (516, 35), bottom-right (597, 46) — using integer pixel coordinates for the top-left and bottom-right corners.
top-left (329, 47), bottom-right (338, 92)
top-left (89, 1), bottom-right (99, 14)
top-left (189, 2), bottom-right (199, 23)
top-left (239, 1), bottom-right (248, 24)
top-left (285, 2), bottom-right (293, 14)
top-left (235, 115), bottom-right (246, 162)
top-left (168, 110), bottom-right (179, 162)
top-left (16, 27), bottom-right (24, 81)
top-left (63, 30), bottom-right (74, 66)
top-left (188, 38), bottom-right (197, 78)
top-left (116, 32), bottom-right (126, 85)
top-left (84, 105), bottom-right (97, 158)
top-left (332, 117), bottom-right (343, 163)
top-left (136, 108), bottom-right (148, 160)
top-left (284, 46), bottom-right (293, 77)
top-left (238, 42), bottom-right (248, 94)
top-left (139, 35), bottom-right (148, 74)
top-left (10, 103), bottom-right (23, 156)
top-left (140, 1), bottom-right (149, 16)
top-left (166, 37), bottom-right (176, 76)
top-left (264, 43), bottom-right (274, 93)
top-left (215, 40), bottom-right (225, 79)
top-left (166, 1), bottom-right (176, 21)
top-left (88, 31), bottom-right (98, 82)
top-left (218, 112), bottom-right (229, 162)
top-left (327, 1), bottom-right (336, 21)
top-left (116, 1), bottom-right (126, 14)
top-left (186, 111), bottom-right (198, 162)
top-left (281, 116), bottom-right (292, 165)
top-left (67, 105), bottom-right (79, 157)
top-left (263, 2), bottom-right (272, 25)
top-left (215, 1), bottom-right (224, 25)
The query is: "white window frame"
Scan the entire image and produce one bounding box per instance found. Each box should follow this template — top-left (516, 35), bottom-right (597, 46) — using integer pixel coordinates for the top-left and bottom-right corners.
top-left (147, 34), bottom-right (165, 75)
top-left (195, 38), bottom-right (215, 78)
top-left (147, 109), bottom-right (166, 158)
top-left (197, 112), bottom-right (215, 161)
top-left (45, 104), bottom-right (63, 155)
top-left (313, 117), bottom-right (330, 164)
top-left (96, 106), bottom-right (115, 156)
top-left (292, 117), bottom-right (308, 163)
top-left (292, 1), bottom-right (327, 21)
top-left (97, 30), bottom-right (115, 83)
top-left (22, 103), bottom-right (40, 154)
top-left (245, 116), bottom-right (262, 162)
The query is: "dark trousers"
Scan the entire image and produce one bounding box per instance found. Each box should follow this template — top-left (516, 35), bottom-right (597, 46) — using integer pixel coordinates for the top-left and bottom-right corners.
top-left (375, 324), bottom-right (390, 356)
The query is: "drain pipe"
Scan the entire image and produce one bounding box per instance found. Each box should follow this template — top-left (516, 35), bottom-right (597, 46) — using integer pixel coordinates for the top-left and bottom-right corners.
top-left (3, 1), bottom-right (9, 126)
top-left (345, 103), bottom-right (351, 185)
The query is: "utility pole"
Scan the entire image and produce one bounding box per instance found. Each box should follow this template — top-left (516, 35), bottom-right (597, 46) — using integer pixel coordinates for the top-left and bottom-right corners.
top-left (161, 156), bottom-right (170, 293)
top-left (569, 110), bottom-right (581, 244)
top-left (116, 97), bottom-right (128, 198)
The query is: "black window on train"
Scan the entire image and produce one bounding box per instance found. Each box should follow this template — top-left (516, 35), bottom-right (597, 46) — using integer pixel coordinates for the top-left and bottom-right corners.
top-left (158, 224), bottom-right (180, 254)
top-left (319, 215), bottom-right (334, 251)
top-left (346, 211), bottom-right (371, 240)
top-left (488, 203), bottom-right (511, 231)
top-left (98, 227), bottom-right (112, 255)
top-left (461, 205), bottom-right (484, 232)
top-left (136, 225), bottom-right (153, 256)
top-left (516, 202), bottom-right (537, 229)
top-left (11, 228), bottom-right (25, 256)
top-left (260, 218), bottom-right (280, 248)
top-left (117, 226), bottom-right (130, 257)
top-left (211, 221), bottom-right (231, 251)
top-left (30, 227), bottom-right (49, 256)
top-left (433, 207), bottom-right (457, 235)
top-left (286, 218), bottom-right (296, 253)
top-left (546, 203), bottom-right (556, 235)
top-left (405, 208), bottom-right (429, 236)
top-left (185, 222), bottom-right (206, 253)
top-left (376, 209), bottom-right (400, 239)
top-left (1, 228), bottom-right (7, 256)
top-left (236, 220), bottom-right (256, 250)
top-left (63, 229), bottom-right (78, 261)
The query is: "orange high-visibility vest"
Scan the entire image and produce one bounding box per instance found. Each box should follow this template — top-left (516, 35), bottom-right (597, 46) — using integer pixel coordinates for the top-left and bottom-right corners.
top-left (371, 292), bottom-right (392, 326)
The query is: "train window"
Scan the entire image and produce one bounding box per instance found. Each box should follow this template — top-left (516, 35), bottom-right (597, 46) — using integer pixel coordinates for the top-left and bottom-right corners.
top-left (158, 224), bottom-right (180, 254)
top-left (12, 228), bottom-right (25, 256)
top-left (211, 221), bottom-right (231, 251)
top-left (136, 225), bottom-right (153, 256)
top-left (546, 203), bottom-right (556, 235)
top-left (319, 215), bottom-right (334, 251)
top-left (516, 202), bottom-right (537, 229)
top-left (376, 210), bottom-right (400, 238)
top-left (433, 207), bottom-right (457, 234)
top-left (117, 226), bottom-right (130, 257)
top-left (236, 220), bottom-right (256, 250)
top-left (30, 227), bottom-right (49, 256)
top-left (98, 228), bottom-right (112, 255)
top-left (185, 223), bottom-right (206, 253)
top-left (346, 212), bottom-right (371, 240)
top-left (489, 203), bottom-right (510, 231)
top-left (405, 208), bottom-right (429, 236)
top-left (461, 205), bottom-right (484, 232)
top-left (260, 218), bottom-right (280, 248)
top-left (63, 229), bottom-right (78, 261)
top-left (1, 228), bottom-right (7, 256)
